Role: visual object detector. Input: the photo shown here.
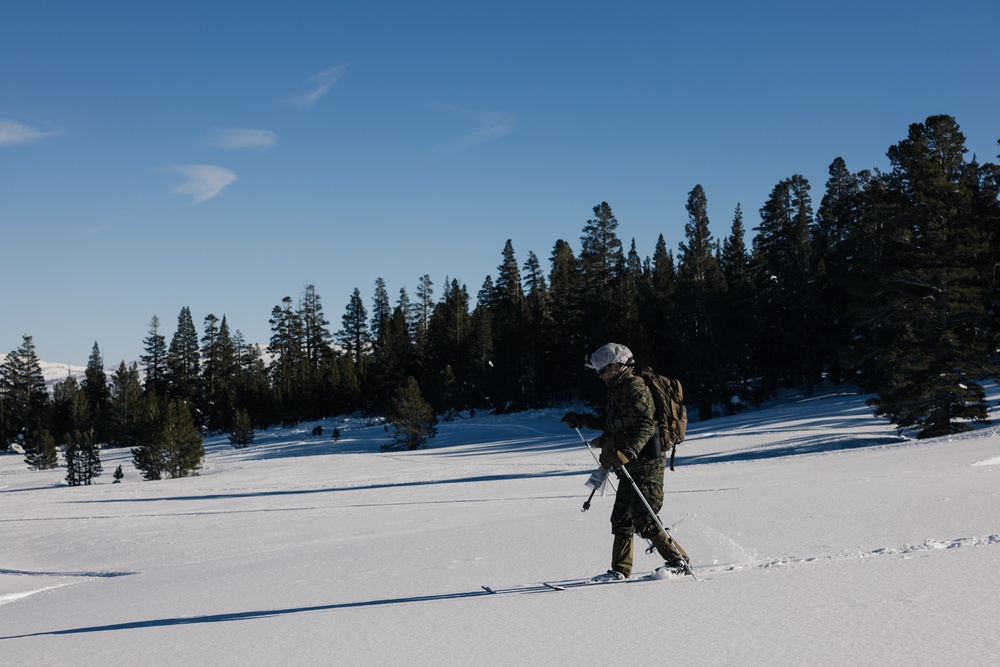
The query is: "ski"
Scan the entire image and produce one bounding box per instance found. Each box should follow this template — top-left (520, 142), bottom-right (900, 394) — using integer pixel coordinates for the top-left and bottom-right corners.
top-left (484, 568), bottom-right (698, 595)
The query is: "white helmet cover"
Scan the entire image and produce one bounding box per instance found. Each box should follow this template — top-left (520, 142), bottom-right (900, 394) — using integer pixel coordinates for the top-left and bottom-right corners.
top-left (585, 342), bottom-right (633, 371)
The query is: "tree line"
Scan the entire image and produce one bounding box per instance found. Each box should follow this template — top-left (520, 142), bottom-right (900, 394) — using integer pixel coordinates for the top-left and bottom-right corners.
top-left (2, 114), bottom-right (999, 481)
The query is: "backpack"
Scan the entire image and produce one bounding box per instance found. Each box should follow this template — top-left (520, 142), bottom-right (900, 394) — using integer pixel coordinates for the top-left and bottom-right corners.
top-left (638, 368), bottom-right (687, 471)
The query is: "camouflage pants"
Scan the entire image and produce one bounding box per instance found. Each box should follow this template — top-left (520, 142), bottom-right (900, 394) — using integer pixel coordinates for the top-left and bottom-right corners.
top-left (610, 455), bottom-right (665, 540)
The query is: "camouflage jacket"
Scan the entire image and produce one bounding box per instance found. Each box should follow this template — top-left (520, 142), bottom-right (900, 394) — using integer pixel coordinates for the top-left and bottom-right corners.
top-left (576, 367), bottom-right (657, 459)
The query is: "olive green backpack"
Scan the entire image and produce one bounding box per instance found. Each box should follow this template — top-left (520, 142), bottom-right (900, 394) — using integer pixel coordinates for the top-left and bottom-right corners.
top-left (638, 368), bottom-right (687, 471)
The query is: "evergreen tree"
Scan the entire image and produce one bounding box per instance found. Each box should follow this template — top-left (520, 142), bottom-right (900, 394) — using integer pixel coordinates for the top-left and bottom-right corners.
top-left (228, 408), bottom-right (255, 448)
top-left (51, 373), bottom-right (90, 445)
top-left (383, 376), bottom-right (437, 450)
top-left (412, 274), bottom-right (435, 352)
top-left (469, 276), bottom-right (496, 404)
top-left (522, 251), bottom-right (553, 404)
top-left (751, 175), bottom-right (817, 394)
top-left (132, 396), bottom-right (204, 479)
top-left (131, 395), bottom-right (167, 480)
top-left (107, 361), bottom-right (144, 448)
top-left (367, 304), bottom-right (414, 413)
top-left (547, 239), bottom-right (584, 400)
top-left (718, 204), bottom-right (756, 408)
top-left (863, 115), bottom-right (1000, 437)
top-left (0, 335), bottom-right (51, 449)
top-left (268, 296), bottom-right (309, 426)
top-left (815, 158), bottom-right (870, 385)
top-left (300, 284), bottom-right (333, 370)
top-left (165, 307), bottom-right (201, 405)
top-left (426, 278), bottom-right (473, 411)
top-left (645, 234), bottom-right (679, 375)
top-left (579, 202), bottom-right (624, 346)
top-left (64, 428), bottom-right (102, 486)
top-left (201, 314), bottom-right (239, 431)
top-left (490, 240), bottom-right (527, 410)
top-left (25, 429), bottom-right (58, 470)
top-left (675, 184), bottom-right (727, 419)
top-left (82, 342), bottom-right (110, 441)
top-left (371, 277), bottom-right (392, 344)
top-left (337, 288), bottom-right (370, 366)
top-left (141, 315), bottom-right (168, 396)
top-left (611, 239), bottom-right (643, 348)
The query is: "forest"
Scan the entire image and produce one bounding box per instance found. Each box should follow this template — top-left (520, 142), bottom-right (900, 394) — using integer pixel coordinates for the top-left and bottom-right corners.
top-left (2, 114), bottom-right (999, 480)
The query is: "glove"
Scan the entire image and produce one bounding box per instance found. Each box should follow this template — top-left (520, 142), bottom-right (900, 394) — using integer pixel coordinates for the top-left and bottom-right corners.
top-left (561, 412), bottom-right (582, 429)
top-left (610, 448), bottom-right (636, 469)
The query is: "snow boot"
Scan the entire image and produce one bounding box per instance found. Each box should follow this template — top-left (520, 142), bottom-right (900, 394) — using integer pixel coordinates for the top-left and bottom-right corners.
top-left (648, 528), bottom-right (689, 566)
top-left (611, 533), bottom-right (634, 578)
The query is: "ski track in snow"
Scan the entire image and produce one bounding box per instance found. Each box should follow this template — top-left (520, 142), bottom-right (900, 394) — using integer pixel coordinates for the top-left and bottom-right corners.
top-left (717, 533), bottom-right (1000, 574)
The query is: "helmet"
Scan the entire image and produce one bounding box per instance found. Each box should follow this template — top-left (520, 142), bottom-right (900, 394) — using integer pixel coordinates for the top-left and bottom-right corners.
top-left (585, 343), bottom-right (633, 372)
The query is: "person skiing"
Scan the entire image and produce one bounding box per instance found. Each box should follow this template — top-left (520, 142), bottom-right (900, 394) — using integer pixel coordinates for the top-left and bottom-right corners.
top-left (561, 342), bottom-right (691, 581)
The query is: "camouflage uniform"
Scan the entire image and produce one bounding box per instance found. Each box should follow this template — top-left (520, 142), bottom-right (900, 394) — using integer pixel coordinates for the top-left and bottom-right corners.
top-left (575, 366), bottom-right (688, 577)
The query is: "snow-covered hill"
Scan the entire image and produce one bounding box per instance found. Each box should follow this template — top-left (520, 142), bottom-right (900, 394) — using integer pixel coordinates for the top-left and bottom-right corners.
top-left (0, 354), bottom-right (89, 389)
top-left (2, 386), bottom-right (998, 666)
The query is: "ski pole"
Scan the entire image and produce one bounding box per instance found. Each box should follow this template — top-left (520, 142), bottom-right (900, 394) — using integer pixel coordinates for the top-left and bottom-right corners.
top-left (574, 427), bottom-right (617, 493)
top-left (615, 463), bottom-right (699, 580)
top-left (574, 427), bottom-right (603, 466)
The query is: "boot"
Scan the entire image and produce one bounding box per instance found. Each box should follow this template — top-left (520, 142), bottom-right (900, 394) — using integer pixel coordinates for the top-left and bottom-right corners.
top-left (610, 534), bottom-right (634, 578)
top-left (650, 528), bottom-right (689, 567)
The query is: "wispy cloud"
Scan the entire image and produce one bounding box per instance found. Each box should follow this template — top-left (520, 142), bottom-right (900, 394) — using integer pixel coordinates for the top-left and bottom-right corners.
top-left (0, 118), bottom-right (58, 146)
top-left (429, 107), bottom-right (517, 160)
top-left (291, 65), bottom-right (348, 109)
top-left (169, 164), bottom-right (238, 204)
top-left (209, 128), bottom-right (278, 150)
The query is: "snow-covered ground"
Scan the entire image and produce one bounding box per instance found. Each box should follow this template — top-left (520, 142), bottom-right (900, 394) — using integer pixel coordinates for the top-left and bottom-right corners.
top-left (2, 386), bottom-right (998, 666)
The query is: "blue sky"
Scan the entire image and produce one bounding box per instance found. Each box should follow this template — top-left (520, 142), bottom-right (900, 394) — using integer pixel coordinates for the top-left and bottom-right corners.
top-left (3, 0), bottom-right (999, 368)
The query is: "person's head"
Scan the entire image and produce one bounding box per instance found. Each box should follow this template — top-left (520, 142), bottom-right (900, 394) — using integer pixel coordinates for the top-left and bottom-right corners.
top-left (585, 343), bottom-right (633, 383)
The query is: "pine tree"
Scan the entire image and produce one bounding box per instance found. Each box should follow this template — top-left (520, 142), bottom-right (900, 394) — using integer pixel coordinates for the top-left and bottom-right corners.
top-left (367, 304), bottom-right (414, 413)
top-left (268, 297), bottom-right (309, 426)
top-left (645, 234), bottom-right (679, 374)
top-left (167, 407), bottom-right (203, 476)
top-left (675, 184), bottom-right (727, 419)
top-left (1, 335), bottom-right (51, 450)
top-left (522, 251), bottom-right (553, 404)
top-left (547, 239), bottom-right (584, 400)
top-left (579, 202), bottom-right (625, 346)
top-left (371, 277), bottom-right (392, 344)
top-left (25, 429), bottom-right (58, 470)
top-left (131, 395), bottom-right (167, 480)
top-left (300, 284), bottom-right (333, 371)
top-left (412, 274), bottom-right (435, 352)
top-left (108, 361), bottom-right (144, 448)
top-left (383, 376), bottom-right (437, 450)
top-left (141, 315), bottom-right (168, 396)
top-left (228, 408), bottom-right (255, 448)
top-left (751, 175), bottom-right (817, 394)
top-left (165, 307), bottom-right (201, 405)
top-left (132, 397), bottom-right (204, 479)
top-left (51, 373), bottom-right (90, 445)
top-left (815, 158), bottom-right (870, 385)
top-left (490, 240), bottom-right (527, 410)
top-left (718, 204), bottom-right (756, 408)
top-left (201, 314), bottom-right (239, 431)
top-left (426, 278), bottom-right (473, 410)
top-left (82, 342), bottom-right (110, 441)
top-left (863, 115), bottom-right (1000, 437)
top-left (65, 428), bottom-right (102, 486)
top-left (337, 288), bottom-right (370, 366)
